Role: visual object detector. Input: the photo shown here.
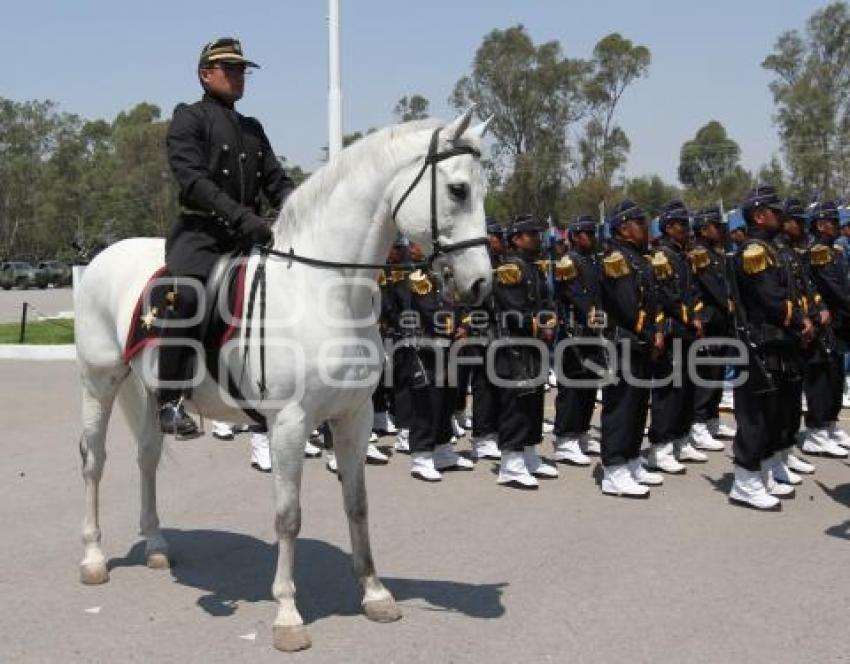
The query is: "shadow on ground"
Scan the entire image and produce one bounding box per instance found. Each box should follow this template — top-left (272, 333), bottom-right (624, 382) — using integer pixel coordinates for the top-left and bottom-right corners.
top-left (815, 481), bottom-right (850, 541)
top-left (109, 529), bottom-right (507, 622)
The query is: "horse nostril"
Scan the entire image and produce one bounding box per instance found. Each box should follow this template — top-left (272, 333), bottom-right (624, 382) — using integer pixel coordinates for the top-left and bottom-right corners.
top-left (470, 278), bottom-right (486, 302)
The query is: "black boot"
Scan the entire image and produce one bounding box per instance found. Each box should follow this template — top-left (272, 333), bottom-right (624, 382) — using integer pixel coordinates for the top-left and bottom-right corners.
top-left (159, 400), bottom-right (200, 438)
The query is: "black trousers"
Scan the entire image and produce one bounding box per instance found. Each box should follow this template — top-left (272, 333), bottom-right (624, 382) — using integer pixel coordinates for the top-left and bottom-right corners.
top-left (391, 346), bottom-right (415, 429)
top-left (649, 340), bottom-right (695, 443)
top-left (493, 344), bottom-right (546, 452)
top-left (408, 350), bottom-right (455, 453)
top-left (804, 352), bottom-right (844, 429)
top-left (693, 346), bottom-right (727, 423)
top-left (554, 385), bottom-right (596, 437)
top-left (468, 344), bottom-right (499, 438)
top-left (454, 345), bottom-right (475, 413)
top-left (733, 356), bottom-right (798, 470)
top-left (372, 370), bottom-right (392, 415)
top-left (601, 345), bottom-right (651, 467)
top-left (158, 276), bottom-right (206, 404)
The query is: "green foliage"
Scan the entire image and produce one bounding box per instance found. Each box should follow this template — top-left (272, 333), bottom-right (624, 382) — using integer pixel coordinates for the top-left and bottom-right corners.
top-left (394, 94), bottom-right (430, 122)
top-left (678, 121), bottom-right (752, 207)
top-left (763, 1), bottom-right (850, 196)
top-left (0, 97), bottom-right (309, 259)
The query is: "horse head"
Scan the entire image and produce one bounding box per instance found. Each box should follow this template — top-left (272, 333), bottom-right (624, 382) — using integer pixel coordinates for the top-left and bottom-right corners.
top-left (389, 107), bottom-right (493, 306)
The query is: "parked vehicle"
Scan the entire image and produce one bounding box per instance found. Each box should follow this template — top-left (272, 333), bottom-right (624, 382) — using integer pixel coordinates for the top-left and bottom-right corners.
top-left (0, 261), bottom-right (38, 290)
top-left (36, 260), bottom-right (72, 287)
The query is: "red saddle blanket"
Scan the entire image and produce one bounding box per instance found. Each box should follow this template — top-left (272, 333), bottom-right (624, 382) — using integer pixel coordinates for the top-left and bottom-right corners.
top-left (123, 264), bottom-right (247, 363)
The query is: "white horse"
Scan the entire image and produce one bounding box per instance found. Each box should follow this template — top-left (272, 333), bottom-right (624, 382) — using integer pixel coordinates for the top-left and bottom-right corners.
top-left (73, 108), bottom-right (492, 652)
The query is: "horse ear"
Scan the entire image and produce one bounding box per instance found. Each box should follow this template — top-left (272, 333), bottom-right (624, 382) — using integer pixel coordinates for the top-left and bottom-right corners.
top-left (442, 105), bottom-right (476, 142)
top-left (470, 115), bottom-right (494, 139)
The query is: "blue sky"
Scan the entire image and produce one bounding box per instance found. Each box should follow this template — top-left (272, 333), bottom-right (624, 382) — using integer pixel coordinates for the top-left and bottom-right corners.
top-left (2, 0), bottom-right (832, 182)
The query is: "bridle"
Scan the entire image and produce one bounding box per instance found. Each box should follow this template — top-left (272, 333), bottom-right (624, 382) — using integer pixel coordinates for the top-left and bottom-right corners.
top-left (390, 127), bottom-right (488, 261)
top-left (261, 126), bottom-right (488, 270)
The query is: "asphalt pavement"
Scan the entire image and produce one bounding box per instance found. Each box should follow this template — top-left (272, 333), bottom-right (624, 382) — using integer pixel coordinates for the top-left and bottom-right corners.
top-left (1, 359), bottom-right (848, 663)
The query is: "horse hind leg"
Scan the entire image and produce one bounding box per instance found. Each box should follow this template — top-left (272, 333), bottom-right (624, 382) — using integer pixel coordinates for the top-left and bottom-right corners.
top-left (79, 366), bottom-right (127, 585)
top-left (331, 404), bottom-right (402, 624)
top-left (117, 374), bottom-right (170, 570)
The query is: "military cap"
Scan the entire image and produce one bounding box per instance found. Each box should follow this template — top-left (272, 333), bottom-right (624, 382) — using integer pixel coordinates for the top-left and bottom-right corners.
top-left (659, 199), bottom-right (690, 231)
top-left (781, 198), bottom-right (807, 224)
top-left (607, 199), bottom-right (647, 232)
top-left (508, 213), bottom-right (546, 237)
top-left (692, 206), bottom-right (724, 230)
top-left (568, 215), bottom-right (598, 235)
top-left (810, 200), bottom-right (840, 224)
top-left (486, 217), bottom-right (503, 235)
top-left (199, 37), bottom-right (259, 69)
top-left (741, 184), bottom-right (783, 221)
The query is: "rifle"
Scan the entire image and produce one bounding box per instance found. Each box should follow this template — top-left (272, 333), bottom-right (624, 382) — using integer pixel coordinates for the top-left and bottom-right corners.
top-left (723, 249), bottom-right (776, 394)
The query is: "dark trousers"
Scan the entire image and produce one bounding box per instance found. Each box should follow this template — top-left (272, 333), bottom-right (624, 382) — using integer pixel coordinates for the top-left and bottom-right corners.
top-left (733, 357), bottom-right (798, 470)
top-left (159, 277), bottom-right (206, 404)
top-left (649, 341), bottom-right (695, 443)
top-left (491, 344), bottom-right (545, 452)
top-left (693, 346), bottom-right (726, 423)
top-left (391, 346), bottom-right (415, 429)
top-left (408, 350), bottom-right (455, 453)
top-left (495, 386), bottom-right (545, 452)
top-left (601, 345), bottom-right (651, 467)
top-left (454, 346), bottom-right (475, 413)
top-left (554, 385), bottom-right (596, 437)
top-left (469, 344), bottom-right (499, 438)
top-left (804, 353), bottom-right (845, 429)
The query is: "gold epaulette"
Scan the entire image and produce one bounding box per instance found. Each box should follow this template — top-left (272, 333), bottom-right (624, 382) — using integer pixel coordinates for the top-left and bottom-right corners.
top-left (603, 251), bottom-right (630, 279)
top-left (554, 256), bottom-right (577, 281)
top-left (809, 244), bottom-right (833, 267)
top-left (390, 268), bottom-right (408, 283)
top-left (408, 269), bottom-right (433, 296)
top-left (377, 271), bottom-right (387, 287)
top-left (495, 262), bottom-right (523, 286)
top-left (651, 251), bottom-right (673, 280)
top-left (742, 244), bottom-right (770, 274)
top-left (688, 247), bottom-right (711, 272)
top-left (535, 259), bottom-right (552, 274)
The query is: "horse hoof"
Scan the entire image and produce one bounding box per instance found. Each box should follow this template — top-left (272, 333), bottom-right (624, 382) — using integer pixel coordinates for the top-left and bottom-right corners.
top-left (363, 598), bottom-right (402, 623)
top-left (146, 552), bottom-right (170, 570)
top-left (273, 625), bottom-right (312, 652)
top-left (80, 564), bottom-right (109, 585)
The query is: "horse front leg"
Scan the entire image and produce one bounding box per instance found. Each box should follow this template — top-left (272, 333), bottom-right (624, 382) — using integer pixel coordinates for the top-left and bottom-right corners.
top-left (269, 407), bottom-right (312, 652)
top-left (331, 402), bottom-right (402, 624)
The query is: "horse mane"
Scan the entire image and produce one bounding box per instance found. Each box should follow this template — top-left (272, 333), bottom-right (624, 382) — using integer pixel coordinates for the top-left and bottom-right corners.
top-left (277, 118), bottom-right (443, 237)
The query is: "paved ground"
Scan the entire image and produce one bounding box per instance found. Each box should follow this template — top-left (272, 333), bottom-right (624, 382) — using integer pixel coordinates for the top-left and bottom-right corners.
top-left (0, 288), bottom-right (74, 323)
top-left (1, 359), bottom-right (848, 663)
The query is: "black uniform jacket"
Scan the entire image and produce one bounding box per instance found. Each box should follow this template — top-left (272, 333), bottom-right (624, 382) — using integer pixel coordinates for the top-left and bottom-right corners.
top-left (491, 250), bottom-right (550, 338)
top-left (600, 238), bottom-right (661, 347)
top-left (808, 237), bottom-right (850, 345)
top-left (733, 229), bottom-right (806, 350)
top-left (556, 249), bottom-right (602, 329)
top-left (165, 93), bottom-right (295, 276)
top-left (651, 237), bottom-right (703, 338)
top-left (690, 238), bottom-right (733, 337)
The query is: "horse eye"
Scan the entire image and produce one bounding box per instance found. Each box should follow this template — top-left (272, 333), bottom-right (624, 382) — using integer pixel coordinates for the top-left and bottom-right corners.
top-left (448, 183), bottom-right (469, 202)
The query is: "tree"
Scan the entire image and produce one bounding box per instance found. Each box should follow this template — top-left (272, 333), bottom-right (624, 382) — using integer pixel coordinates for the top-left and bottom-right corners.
top-left (678, 121), bottom-right (751, 206)
top-left (451, 25), bottom-right (590, 218)
top-left (393, 94), bottom-right (430, 122)
top-left (581, 33), bottom-right (650, 183)
top-left (624, 175), bottom-right (682, 217)
top-left (763, 1), bottom-right (850, 195)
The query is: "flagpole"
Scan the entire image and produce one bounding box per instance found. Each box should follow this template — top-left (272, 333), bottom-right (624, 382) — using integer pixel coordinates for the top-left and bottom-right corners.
top-left (327, 0), bottom-right (343, 159)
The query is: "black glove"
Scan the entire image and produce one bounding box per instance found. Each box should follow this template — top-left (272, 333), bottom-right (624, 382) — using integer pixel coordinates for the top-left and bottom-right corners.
top-left (237, 212), bottom-right (273, 246)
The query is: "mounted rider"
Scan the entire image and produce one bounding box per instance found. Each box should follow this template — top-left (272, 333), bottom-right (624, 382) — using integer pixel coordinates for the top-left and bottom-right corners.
top-left (159, 37), bottom-right (295, 435)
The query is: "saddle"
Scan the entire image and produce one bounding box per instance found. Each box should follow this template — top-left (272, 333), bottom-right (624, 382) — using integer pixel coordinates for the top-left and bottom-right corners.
top-left (123, 252), bottom-right (266, 425)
